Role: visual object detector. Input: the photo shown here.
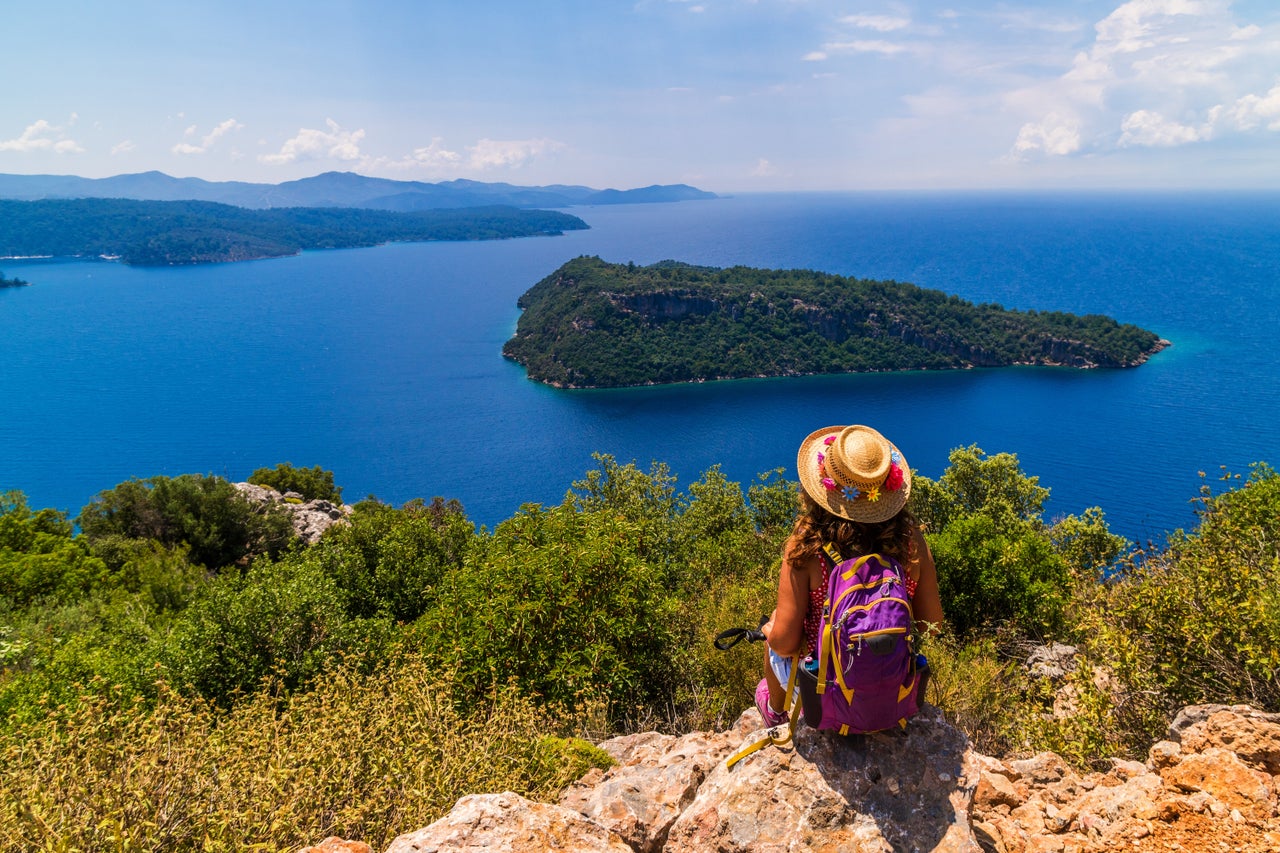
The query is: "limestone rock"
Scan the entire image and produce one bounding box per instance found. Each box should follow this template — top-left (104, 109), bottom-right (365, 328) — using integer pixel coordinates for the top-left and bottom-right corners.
top-left (663, 704), bottom-right (982, 853)
top-left (297, 839), bottom-right (371, 853)
top-left (1171, 705), bottom-right (1280, 774)
top-left (233, 481), bottom-right (354, 544)
top-left (1024, 643), bottom-right (1079, 681)
top-left (383, 792), bottom-right (631, 853)
top-left (559, 715), bottom-right (756, 852)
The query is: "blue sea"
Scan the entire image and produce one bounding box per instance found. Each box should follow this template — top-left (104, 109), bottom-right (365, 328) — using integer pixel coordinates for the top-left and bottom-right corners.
top-left (2, 192), bottom-right (1278, 545)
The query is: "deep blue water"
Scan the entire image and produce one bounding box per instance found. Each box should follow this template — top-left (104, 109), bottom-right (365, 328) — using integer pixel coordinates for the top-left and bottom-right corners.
top-left (2, 192), bottom-right (1278, 545)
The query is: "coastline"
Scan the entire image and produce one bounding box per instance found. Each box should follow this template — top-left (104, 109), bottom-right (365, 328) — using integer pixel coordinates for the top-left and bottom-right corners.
top-left (512, 337), bottom-right (1175, 390)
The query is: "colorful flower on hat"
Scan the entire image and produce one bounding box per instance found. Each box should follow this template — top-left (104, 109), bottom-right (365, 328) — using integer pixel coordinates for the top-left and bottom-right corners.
top-left (822, 478), bottom-right (838, 491)
top-left (824, 435), bottom-right (836, 446)
top-left (884, 463), bottom-right (904, 492)
top-left (842, 485), bottom-right (860, 502)
top-left (890, 449), bottom-right (902, 465)
top-left (865, 485), bottom-right (881, 502)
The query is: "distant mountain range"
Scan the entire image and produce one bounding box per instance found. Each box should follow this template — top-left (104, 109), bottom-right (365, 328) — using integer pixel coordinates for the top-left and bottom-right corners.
top-left (0, 171), bottom-right (718, 211)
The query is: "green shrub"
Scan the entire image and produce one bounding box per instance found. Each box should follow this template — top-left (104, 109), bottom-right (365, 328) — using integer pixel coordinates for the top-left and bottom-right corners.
top-left (165, 557), bottom-right (394, 704)
top-left (927, 513), bottom-right (1071, 638)
top-left (77, 474), bottom-right (296, 571)
top-left (249, 462), bottom-right (344, 503)
top-left (1093, 464), bottom-right (1280, 711)
top-left (426, 501), bottom-right (680, 721)
top-left (0, 491), bottom-right (108, 608)
top-left (296, 497), bottom-right (475, 623)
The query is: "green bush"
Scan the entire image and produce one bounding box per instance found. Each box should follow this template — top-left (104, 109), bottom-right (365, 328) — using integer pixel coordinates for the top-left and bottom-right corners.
top-left (911, 448), bottom-right (1082, 639)
top-left (248, 462), bottom-right (343, 504)
top-left (165, 558), bottom-right (395, 704)
top-left (296, 497), bottom-right (475, 623)
top-left (425, 502), bottom-right (681, 720)
top-left (77, 474), bottom-right (296, 571)
top-left (0, 491), bottom-right (107, 608)
top-left (1094, 464), bottom-right (1280, 711)
top-left (927, 514), bottom-right (1071, 638)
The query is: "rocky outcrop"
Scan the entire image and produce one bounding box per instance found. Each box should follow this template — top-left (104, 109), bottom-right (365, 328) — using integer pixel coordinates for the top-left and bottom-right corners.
top-left (664, 704), bottom-right (980, 853)
top-left (233, 482), bottom-right (354, 544)
top-left (303, 705), bottom-right (1280, 853)
top-left (382, 792), bottom-right (633, 852)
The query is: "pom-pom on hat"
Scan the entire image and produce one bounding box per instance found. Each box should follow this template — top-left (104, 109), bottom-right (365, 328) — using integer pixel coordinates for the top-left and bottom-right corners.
top-left (796, 424), bottom-right (912, 523)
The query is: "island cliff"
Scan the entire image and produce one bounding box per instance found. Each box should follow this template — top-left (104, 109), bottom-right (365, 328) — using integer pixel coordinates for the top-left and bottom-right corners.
top-left (503, 257), bottom-right (1168, 388)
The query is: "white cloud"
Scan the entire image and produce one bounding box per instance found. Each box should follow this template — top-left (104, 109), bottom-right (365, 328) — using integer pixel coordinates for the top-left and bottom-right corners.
top-left (803, 51), bottom-right (828, 62)
top-left (172, 118), bottom-right (244, 155)
top-left (840, 14), bottom-right (910, 32)
top-left (408, 138), bottom-right (463, 169)
top-left (466, 138), bottom-right (565, 170)
top-left (373, 136), bottom-right (564, 174)
top-left (1005, 0), bottom-right (1280, 158)
top-left (750, 157), bottom-right (777, 177)
top-left (260, 119), bottom-right (365, 166)
top-left (823, 40), bottom-right (909, 56)
top-left (1119, 109), bottom-right (1208, 145)
top-left (1211, 83), bottom-right (1280, 131)
top-left (0, 119), bottom-right (84, 154)
top-left (111, 140), bottom-right (136, 156)
top-left (1012, 113), bottom-right (1082, 156)
top-left (1094, 0), bottom-right (1224, 54)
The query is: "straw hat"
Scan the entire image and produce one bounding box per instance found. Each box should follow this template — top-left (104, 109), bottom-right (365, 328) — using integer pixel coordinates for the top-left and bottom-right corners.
top-left (796, 424), bottom-right (912, 523)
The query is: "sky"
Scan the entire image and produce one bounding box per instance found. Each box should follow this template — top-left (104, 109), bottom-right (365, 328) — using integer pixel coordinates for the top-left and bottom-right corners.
top-left (4, 0), bottom-right (1280, 191)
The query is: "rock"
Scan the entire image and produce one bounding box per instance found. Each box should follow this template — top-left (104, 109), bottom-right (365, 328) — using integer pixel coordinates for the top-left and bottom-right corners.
top-left (1160, 748), bottom-right (1273, 818)
top-left (232, 482), bottom-right (354, 544)
top-left (559, 727), bottom-right (746, 852)
top-left (974, 768), bottom-right (1024, 811)
top-left (1024, 643), bottom-right (1079, 681)
top-left (297, 839), bottom-right (371, 853)
top-left (1149, 739), bottom-right (1182, 769)
top-left (306, 704), bottom-right (1280, 853)
top-left (383, 792), bottom-right (631, 852)
top-left (1172, 705), bottom-right (1280, 774)
top-left (663, 704), bottom-right (983, 853)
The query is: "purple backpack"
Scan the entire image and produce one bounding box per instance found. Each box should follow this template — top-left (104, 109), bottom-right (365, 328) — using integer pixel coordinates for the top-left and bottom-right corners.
top-left (799, 547), bottom-right (921, 735)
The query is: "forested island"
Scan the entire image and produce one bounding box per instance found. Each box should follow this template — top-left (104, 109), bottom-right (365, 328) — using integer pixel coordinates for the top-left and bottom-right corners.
top-left (503, 257), bottom-right (1168, 388)
top-left (0, 270), bottom-right (29, 288)
top-left (0, 198), bottom-right (589, 265)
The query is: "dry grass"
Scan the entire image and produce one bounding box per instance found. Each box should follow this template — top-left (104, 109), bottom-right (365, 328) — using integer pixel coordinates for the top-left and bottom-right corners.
top-left (0, 655), bottom-right (610, 852)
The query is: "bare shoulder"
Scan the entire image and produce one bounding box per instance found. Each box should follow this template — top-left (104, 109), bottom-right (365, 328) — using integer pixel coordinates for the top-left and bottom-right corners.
top-left (906, 525), bottom-right (935, 580)
top-left (782, 533), bottom-right (824, 589)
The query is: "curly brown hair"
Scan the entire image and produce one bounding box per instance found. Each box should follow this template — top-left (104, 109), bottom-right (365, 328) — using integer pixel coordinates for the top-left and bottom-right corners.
top-left (787, 491), bottom-right (918, 564)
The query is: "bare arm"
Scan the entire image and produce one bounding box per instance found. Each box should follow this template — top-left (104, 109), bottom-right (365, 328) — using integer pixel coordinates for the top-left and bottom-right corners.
top-left (909, 526), bottom-right (944, 634)
top-left (764, 536), bottom-right (818, 657)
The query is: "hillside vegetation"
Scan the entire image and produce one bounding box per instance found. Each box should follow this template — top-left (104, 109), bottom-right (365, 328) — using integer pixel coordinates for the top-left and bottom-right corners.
top-left (504, 257), bottom-right (1166, 387)
top-left (1, 455), bottom-right (1276, 850)
top-left (0, 198), bottom-right (589, 265)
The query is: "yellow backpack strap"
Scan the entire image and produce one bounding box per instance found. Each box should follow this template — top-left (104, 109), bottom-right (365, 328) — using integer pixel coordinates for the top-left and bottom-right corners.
top-left (726, 654), bottom-right (803, 770)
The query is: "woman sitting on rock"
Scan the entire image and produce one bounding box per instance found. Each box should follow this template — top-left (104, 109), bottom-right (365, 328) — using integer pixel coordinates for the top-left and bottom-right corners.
top-left (758, 424), bottom-right (945, 726)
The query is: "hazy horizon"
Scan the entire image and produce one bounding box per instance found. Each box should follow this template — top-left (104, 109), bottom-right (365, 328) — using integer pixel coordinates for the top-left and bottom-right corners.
top-left (6, 1), bottom-right (1280, 193)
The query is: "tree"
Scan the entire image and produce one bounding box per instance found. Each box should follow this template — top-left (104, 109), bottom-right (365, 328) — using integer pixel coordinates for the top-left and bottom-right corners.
top-left (248, 462), bottom-right (343, 504)
top-left (77, 474), bottom-right (295, 570)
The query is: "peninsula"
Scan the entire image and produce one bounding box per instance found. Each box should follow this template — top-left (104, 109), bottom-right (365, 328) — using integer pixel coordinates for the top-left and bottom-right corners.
top-left (0, 270), bottom-right (29, 288)
top-left (0, 198), bottom-right (588, 265)
top-left (503, 257), bottom-right (1168, 388)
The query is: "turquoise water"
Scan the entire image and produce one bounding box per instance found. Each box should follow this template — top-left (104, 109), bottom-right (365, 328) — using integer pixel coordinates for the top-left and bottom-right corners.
top-left (2, 192), bottom-right (1278, 544)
